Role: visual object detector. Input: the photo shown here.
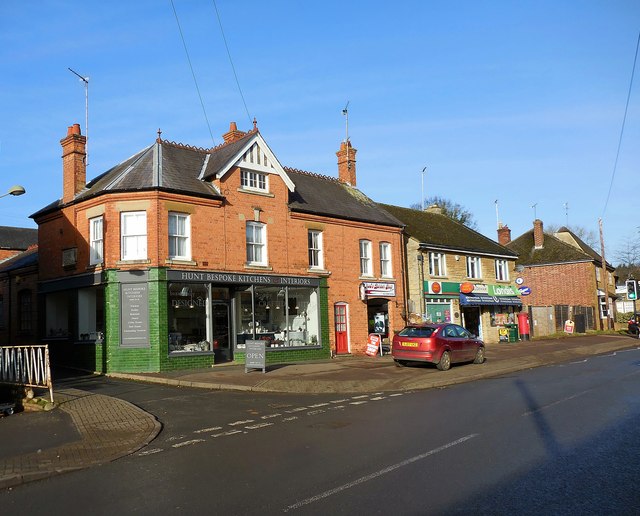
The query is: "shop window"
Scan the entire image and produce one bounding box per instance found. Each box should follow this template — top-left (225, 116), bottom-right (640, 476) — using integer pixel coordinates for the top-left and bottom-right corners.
top-left (168, 283), bottom-right (212, 354)
top-left (89, 216), bottom-right (104, 265)
top-left (241, 170), bottom-right (268, 192)
top-left (466, 256), bottom-right (482, 279)
top-left (235, 285), bottom-right (320, 349)
top-left (495, 259), bottom-right (509, 281)
top-left (308, 230), bottom-right (323, 269)
top-left (18, 289), bottom-right (32, 332)
top-left (429, 252), bottom-right (446, 277)
top-left (379, 242), bottom-right (392, 278)
top-left (77, 287), bottom-right (105, 341)
top-left (169, 212), bottom-right (191, 260)
top-left (360, 240), bottom-right (372, 276)
top-left (246, 221), bottom-right (267, 265)
top-left (121, 211), bottom-right (147, 261)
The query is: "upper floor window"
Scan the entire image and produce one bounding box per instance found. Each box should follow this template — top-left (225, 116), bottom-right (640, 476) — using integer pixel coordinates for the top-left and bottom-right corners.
top-left (241, 170), bottom-right (268, 192)
top-left (596, 268), bottom-right (601, 281)
top-left (429, 252), bottom-right (446, 277)
top-left (380, 242), bottom-right (392, 277)
top-left (466, 256), bottom-right (482, 279)
top-left (246, 221), bottom-right (267, 265)
top-left (18, 289), bottom-right (32, 332)
top-left (89, 216), bottom-right (103, 265)
top-left (360, 240), bottom-right (372, 276)
top-left (169, 212), bottom-right (191, 260)
top-left (121, 211), bottom-right (147, 261)
top-left (308, 230), bottom-right (323, 269)
top-left (495, 259), bottom-right (509, 281)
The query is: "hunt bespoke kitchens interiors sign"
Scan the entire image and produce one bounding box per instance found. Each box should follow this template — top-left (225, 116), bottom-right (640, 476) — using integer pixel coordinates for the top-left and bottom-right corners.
top-left (167, 270), bottom-right (320, 287)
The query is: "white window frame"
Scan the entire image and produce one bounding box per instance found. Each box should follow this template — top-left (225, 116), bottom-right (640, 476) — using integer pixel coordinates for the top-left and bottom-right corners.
top-left (168, 212), bottom-right (191, 260)
top-left (121, 211), bottom-right (147, 261)
top-left (495, 259), bottom-right (509, 281)
top-left (379, 242), bottom-right (392, 278)
top-left (89, 216), bottom-right (104, 265)
top-left (241, 170), bottom-right (268, 192)
top-left (466, 256), bottom-right (482, 279)
top-left (359, 240), bottom-right (372, 276)
top-left (246, 221), bottom-right (267, 265)
top-left (308, 230), bottom-right (323, 269)
top-left (428, 252), bottom-right (447, 277)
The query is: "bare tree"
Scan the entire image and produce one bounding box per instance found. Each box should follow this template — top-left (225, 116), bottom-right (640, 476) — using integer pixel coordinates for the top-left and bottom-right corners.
top-left (615, 235), bottom-right (640, 269)
top-left (546, 223), bottom-right (598, 249)
top-left (410, 196), bottom-right (478, 230)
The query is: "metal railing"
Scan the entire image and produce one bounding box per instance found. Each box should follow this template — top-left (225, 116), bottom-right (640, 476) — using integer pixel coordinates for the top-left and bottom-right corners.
top-left (0, 345), bottom-right (53, 403)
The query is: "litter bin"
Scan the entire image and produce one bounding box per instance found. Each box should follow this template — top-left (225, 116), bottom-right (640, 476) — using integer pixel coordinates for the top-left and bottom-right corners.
top-left (505, 323), bottom-right (519, 343)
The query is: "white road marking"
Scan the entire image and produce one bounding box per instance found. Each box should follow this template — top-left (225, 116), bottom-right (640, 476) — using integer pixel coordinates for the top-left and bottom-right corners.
top-left (194, 426), bottom-right (223, 434)
top-left (229, 419), bottom-right (255, 426)
top-left (349, 401), bottom-right (368, 405)
top-left (138, 448), bottom-right (163, 456)
top-left (245, 422), bottom-right (274, 430)
top-left (166, 435), bottom-right (186, 442)
top-left (328, 405), bottom-right (346, 411)
top-left (282, 416), bottom-right (298, 422)
top-left (522, 392), bottom-right (588, 416)
top-left (371, 396), bottom-right (386, 401)
top-left (351, 395), bottom-right (369, 399)
top-left (172, 439), bottom-right (205, 448)
top-left (308, 403), bottom-right (330, 408)
top-left (329, 399), bottom-right (349, 404)
top-left (285, 407), bottom-right (308, 413)
top-left (388, 393), bottom-right (403, 397)
top-left (212, 429), bottom-right (243, 438)
top-left (284, 434), bottom-right (479, 512)
top-left (261, 413), bottom-right (281, 419)
top-left (307, 409), bottom-right (326, 416)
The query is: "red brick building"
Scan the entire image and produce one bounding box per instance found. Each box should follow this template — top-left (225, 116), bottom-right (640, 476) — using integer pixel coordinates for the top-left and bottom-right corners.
top-left (30, 122), bottom-right (406, 372)
top-left (503, 220), bottom-right (616, 335)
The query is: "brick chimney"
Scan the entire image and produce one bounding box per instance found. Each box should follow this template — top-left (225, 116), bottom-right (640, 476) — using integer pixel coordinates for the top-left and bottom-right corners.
top-left (61, 123), bottom-right (87, 204)
top-left (533, 219), bottom-right (544, 249)
top-left (222, 121), bottom-right (246, 143)
top-left (497, 224), bottom-right (511, 245)
top-left (336, 140), bottom-right (357, 186)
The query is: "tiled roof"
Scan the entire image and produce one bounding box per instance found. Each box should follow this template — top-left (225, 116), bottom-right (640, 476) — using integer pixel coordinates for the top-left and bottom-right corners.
top-left (287, 169), bottom-right (404, 227)
top-left (0, 246), bottom-right (38, 272)
top-left (0, 226), bottom-right (37, 250)
top-left (378, 203), bottom-right (517, 257)
top-left (506, 228), bottom-right (613, 269)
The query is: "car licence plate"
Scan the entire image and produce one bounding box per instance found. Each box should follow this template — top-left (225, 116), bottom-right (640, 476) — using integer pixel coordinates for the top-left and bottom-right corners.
top-left (402, 342), bottom-right (419, 347)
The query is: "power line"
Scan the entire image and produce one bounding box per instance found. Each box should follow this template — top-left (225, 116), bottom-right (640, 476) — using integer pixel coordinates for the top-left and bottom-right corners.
top-left (170, 0), bottom-right (216, 146)
top-left (211, 0), bottom-right (252, 125)
top-left (602, 30), bottom-right (640, 218)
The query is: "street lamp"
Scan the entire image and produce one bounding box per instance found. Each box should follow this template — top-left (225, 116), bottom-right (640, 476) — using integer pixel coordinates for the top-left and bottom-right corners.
top-left (0, 185), bottom-right (26, 199)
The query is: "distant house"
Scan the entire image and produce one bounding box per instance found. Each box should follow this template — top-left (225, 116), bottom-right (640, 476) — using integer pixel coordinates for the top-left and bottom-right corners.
top-left (379, 203), bottom-right (521, 344)
top-left (503, 220), bottom-right (616, 335)
top-left (0, 226), bottom-right (37, 262)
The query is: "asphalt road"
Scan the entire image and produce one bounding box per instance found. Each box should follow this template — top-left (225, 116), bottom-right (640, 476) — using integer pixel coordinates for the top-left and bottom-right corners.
top-left (3, 347), bottom-right (640, 515)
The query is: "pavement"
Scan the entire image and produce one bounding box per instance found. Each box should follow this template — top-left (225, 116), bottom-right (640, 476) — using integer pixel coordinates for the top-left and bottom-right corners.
top-left (1, 332), bottom-right (638, 490)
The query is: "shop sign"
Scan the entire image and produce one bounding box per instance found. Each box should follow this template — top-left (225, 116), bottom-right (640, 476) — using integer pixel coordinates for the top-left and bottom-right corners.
top-left (564, 320), bottom-right (575, 334)
top-left (360, 282), bottom-right (396, 298)
top-left (424, 281), bottom-right (459, 295)
top-left (366, 334), bottom-right (382, 356)
top-left (487, 284), bottom-right (520, 296)
top-left (167, 270), bottom-right (319, 287)
top-left (518, 286), bottom-right (531, 296)
top-left (120, 283), bottom-right (149, 348)
top-left (245, 340), bottom-right (266, 373)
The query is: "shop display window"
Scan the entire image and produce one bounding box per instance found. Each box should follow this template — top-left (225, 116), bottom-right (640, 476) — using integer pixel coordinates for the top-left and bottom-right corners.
top-left (235, 285), bottom-right (320, 349)
top-left (168, 283), bottom-right (212, 354)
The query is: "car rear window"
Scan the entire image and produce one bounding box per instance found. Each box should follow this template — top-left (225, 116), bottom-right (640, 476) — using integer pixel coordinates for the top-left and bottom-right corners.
top-left (398, 326), bottom-right (435, 338)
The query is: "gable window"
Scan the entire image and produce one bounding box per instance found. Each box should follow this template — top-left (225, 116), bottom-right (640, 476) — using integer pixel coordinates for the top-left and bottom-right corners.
top-left (169, 212), bottom-right (191, 260)
top-left (121, 211), bottom-right (147, 261)
top-left (495, 259), bottom-right (509, 281)
top-left (359, 240), bottom-right (372, 276)
top-left (429, 252), bottom-right (446, 277)
top-left (467, 256), bottom-right (482, 279)
top-left (380, 242), bottom-right (392, 277)
top-left (246, 221), bottom-right (267, 265)
top-left (308, 230), bottom-right (323, 269)
top-left (89, 216), bottom-right (104, 265)
top-left (241, 170), bottom-right (268, 192)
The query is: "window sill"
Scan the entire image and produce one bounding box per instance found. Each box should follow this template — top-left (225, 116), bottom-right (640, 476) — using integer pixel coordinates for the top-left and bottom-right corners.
top-left (307, 268), bottom-right (331, 276)
top-left (244, 263), bottom-right (273, 271)
top-left (116, 259), bottom-right (151, 266)
top-left (237, 187), bottom-right (274, 198)
top-left (165, 259), bottom-right (197, 266)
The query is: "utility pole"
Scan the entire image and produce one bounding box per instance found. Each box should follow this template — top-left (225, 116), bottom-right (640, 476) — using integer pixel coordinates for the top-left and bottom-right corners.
top-left (599, 218), bottom-right (611, 330)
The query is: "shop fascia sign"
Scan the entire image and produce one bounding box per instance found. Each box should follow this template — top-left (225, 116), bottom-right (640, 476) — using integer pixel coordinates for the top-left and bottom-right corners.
top-left (425, 281), bottom-right (519, 297)
top-left (167, 270), bottom-right (319, 287)
top-left (360, 281), bottom-right (396, 299)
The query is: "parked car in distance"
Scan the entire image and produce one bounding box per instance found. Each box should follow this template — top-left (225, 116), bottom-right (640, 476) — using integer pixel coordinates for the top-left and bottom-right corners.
top-left (392, 323), bottom-right (485, 371)
top-left (628, 314), bottom-right (639, 336)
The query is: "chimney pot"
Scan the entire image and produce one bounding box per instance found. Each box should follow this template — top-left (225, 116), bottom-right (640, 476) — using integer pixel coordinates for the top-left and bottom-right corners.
top-left (222, 122), bottom-right (246, 143)
top-left (61, 123), bottom-right (87, 203)
top-left (533, 219), bottom-right (544, 249)
top-left (336, 140), bottom-right (357, 186)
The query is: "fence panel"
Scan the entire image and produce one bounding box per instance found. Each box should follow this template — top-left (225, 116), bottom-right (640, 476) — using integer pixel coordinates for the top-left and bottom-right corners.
top-left (0, 345), bottom-right (53, 403)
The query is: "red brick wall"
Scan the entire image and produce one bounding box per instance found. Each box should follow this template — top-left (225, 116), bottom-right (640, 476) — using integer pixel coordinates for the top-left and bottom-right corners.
top-left (520, 261), bottom-right (598, 309)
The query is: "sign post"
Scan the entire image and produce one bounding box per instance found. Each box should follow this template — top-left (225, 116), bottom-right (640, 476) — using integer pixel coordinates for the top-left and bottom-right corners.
top-left (245, 340), bottom-right (266, 373)
top-left (366, 333), bottom-right (383, 357)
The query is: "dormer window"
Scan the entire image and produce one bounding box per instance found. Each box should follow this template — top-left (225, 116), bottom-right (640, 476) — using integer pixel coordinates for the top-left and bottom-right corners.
top-left (241, 170), bottom-right (268, 192)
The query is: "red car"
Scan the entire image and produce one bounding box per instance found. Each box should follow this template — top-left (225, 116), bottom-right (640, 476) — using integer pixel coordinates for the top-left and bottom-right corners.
top-left (392, 323), bottom-right (485, 371)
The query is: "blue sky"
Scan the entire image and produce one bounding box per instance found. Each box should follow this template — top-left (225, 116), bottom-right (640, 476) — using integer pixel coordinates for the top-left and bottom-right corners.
top-left (1, 1), bottom-right (639, 264)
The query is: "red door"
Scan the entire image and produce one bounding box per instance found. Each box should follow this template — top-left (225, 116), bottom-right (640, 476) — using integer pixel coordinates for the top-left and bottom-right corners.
top-left (334, 304), bottom-right (349, 354)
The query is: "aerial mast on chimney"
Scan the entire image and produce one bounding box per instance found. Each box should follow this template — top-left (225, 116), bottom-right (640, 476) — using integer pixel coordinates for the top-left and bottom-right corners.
top-left (342, 101), bottom-right (350, 169)
top-left (68, 67), bottom-right (89, 167)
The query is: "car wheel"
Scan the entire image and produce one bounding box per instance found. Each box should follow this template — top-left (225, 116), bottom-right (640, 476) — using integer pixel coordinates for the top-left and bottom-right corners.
top-left (437, 350), bottom-right (451, 371)
top-left (473, 346), bottom-right (485, 364)
top-left (394, 359), bottom-right (407, 367)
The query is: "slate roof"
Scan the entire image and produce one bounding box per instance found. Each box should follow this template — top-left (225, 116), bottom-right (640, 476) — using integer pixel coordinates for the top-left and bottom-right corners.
top-left (31, 130), bottom-right (404, 229)
top-left (378, 203), bottom-right (518, 258)
top-left (506, 228), bottom-right (613, 269)
top-left (0, 226), bottom-right (38, 250)
top-left (0, 246), bottom-right (38, 272)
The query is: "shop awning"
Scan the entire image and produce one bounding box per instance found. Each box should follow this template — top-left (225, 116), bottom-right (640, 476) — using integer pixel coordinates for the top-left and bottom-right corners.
top-left (460, 293), bottom-right (522, 306)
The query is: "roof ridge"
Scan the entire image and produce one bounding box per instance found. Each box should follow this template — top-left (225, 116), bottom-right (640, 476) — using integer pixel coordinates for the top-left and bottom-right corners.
top-left (284, 166), bottom-right (340, 183)
top-left (159, 127), bottom-right (259, 154)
